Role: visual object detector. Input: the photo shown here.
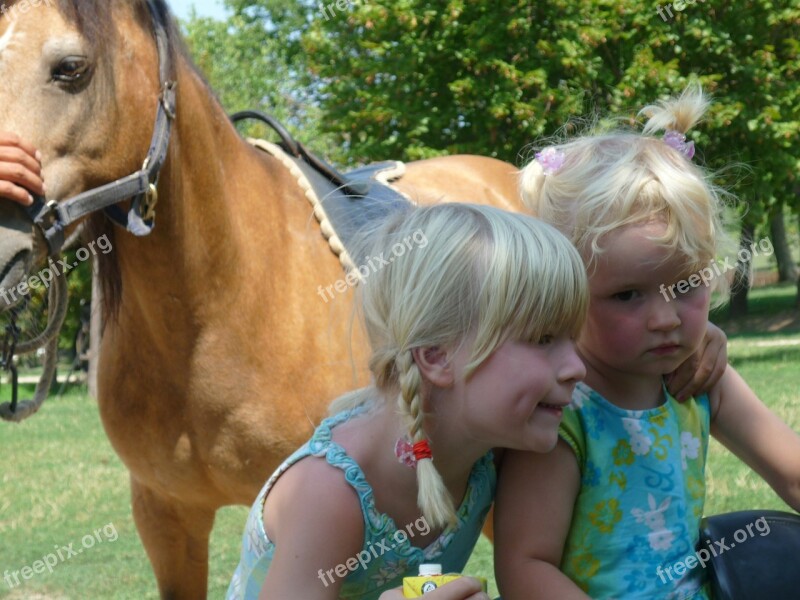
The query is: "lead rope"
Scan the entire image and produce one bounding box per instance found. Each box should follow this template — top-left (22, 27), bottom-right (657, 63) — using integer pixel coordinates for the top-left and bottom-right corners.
top-left (0, 265), bottom-right (68, 422)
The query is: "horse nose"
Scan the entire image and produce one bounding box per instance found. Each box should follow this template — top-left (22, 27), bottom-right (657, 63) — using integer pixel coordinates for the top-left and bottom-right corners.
top-left (0, 202), bottom-right (36, 311)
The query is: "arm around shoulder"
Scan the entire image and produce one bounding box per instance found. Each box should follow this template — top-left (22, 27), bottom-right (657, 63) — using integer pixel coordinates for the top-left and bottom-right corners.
top-left (711, 365), bottom-right (800, 512)
top-left (493, 440), bottom-right (590, 600)
top-left (258, 457), bottom-right (365, 600)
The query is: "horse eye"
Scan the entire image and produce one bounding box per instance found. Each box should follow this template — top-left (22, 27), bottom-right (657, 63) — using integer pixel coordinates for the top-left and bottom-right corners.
top-left (52, 56), bottom-right (90, 83)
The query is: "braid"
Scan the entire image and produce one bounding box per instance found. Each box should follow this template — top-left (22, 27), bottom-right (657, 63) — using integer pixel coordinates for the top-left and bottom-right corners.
top-left (396, 350), bottom-right (456, 528)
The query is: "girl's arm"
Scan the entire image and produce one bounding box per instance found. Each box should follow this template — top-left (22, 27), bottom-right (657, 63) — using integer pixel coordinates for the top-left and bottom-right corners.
top-left (711, 365), bottom-right (800, 512)
top-left (0, 132), bottom-right (45, 205)
top-left (493, 441), bottom-right (590, 600)
top-left (667, 321), bottom-right (728, 401)
top-left (258, 457), bottom-right (365, 599)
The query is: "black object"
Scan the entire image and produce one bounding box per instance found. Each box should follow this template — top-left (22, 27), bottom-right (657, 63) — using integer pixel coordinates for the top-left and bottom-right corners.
top-left (699, 510), bottom-right (800, 599)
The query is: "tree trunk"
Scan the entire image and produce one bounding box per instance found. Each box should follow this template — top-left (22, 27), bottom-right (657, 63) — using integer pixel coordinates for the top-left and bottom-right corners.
top-left (797, 212), bottom-right (800, 309)
top-left (769, 203), bottom-right (797, 282)
top-left (729, 222), bottom-right (756, 318)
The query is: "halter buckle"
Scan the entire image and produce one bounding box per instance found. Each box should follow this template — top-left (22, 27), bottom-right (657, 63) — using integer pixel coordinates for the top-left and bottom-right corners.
top-left (141, 183), bottom-right (158, 222)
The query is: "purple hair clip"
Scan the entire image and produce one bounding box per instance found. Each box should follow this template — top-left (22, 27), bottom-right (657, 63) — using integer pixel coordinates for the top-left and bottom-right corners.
top-left (535, 147), bottom-right (566, 175)
top-left (663, 130), bottom-right (695, 159)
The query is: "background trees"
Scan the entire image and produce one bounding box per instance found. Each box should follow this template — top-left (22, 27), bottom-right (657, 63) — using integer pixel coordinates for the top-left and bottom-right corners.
top-left (184, 0), bottom-right (799, 312)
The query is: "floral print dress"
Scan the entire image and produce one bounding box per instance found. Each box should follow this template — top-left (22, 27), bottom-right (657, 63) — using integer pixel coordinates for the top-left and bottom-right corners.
top-left (558, 382), bottom-right (711, 599)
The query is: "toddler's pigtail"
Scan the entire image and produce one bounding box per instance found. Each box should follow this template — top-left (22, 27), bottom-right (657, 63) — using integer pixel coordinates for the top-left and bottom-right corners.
top-left (519, 157), bottom-right (548, 215)
top-left (640, 83), bottom-right (709, 136)
top-left (396, 350), bottom-right (456, 528)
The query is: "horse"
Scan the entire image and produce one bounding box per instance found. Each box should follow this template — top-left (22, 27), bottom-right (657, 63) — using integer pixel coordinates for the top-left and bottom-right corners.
top-left (0, 1), bottom-right (521, 597)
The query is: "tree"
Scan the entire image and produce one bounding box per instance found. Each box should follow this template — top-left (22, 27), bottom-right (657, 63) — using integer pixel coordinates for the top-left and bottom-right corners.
top-left (182, 6), bottom-right (342, 160)
top-left (770, 203), bottom-right (798, 282)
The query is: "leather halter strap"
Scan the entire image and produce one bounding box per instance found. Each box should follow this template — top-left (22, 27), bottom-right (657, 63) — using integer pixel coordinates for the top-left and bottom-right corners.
top-left (25, 0), bottom-right (177, 256)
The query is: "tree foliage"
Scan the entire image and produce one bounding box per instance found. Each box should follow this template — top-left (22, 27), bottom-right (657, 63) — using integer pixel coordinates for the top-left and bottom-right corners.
top-left (216, 0), bottom-right (798, 215)
top-left (196, 0), bottom-right (798, 311)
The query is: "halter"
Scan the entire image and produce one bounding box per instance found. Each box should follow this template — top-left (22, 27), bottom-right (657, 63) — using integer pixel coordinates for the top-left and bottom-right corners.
top-left (24, 0), bottom-right (177, 256)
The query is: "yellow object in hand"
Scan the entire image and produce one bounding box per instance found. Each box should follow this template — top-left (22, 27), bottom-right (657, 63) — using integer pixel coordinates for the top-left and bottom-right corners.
top-left (402, 564), bottom-right (487, 597)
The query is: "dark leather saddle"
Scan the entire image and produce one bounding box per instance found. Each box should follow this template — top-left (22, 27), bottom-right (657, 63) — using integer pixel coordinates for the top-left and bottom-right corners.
top-left (700, 509), bottom-right (800, 599)
top-left (231, 111), bottom-right (413, 266)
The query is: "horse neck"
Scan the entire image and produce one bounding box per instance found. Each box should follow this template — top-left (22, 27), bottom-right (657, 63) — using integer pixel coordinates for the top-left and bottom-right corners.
top-left (111, 59), bottom-right (280, 333)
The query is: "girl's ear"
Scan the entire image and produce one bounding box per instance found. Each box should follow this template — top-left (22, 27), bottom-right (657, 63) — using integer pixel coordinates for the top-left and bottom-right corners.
top-left (411, 346), bottom-right (455, 388)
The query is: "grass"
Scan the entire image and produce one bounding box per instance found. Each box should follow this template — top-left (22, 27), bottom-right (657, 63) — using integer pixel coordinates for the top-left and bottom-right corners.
top-left (1, 283), bottom-right (798, 599)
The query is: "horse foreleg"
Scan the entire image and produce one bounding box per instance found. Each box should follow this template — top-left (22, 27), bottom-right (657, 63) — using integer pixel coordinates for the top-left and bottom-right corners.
top-left (131, 477), bottom-right (216, 600)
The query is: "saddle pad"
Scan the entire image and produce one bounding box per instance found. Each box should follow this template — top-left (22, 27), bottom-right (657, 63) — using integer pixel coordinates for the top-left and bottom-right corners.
top-left (249, 138), bottom-right (414, 272)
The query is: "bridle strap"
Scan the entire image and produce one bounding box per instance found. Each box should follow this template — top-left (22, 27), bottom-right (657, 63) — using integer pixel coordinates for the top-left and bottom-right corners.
top-left (26, 0), bottom-right (176, 256)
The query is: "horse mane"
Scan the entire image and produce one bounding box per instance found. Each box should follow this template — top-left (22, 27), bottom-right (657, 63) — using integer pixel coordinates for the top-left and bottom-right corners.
top-left (59, 0), bottom-right (191, 322)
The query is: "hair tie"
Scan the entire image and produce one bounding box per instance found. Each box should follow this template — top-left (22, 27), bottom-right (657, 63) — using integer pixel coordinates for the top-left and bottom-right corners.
top-left (663, 130), bottom-right (696, 159)
top-left (395, 436), bottom-right (433, 468)
top-left (535, 147), bottom-right (566, 175)
top-left (412, 440), bottom-right (432, 461)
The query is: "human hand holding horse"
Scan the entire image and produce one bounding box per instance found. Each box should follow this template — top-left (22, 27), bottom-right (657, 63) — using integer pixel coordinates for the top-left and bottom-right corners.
top-left (0, 132), bottom-right (45, 206)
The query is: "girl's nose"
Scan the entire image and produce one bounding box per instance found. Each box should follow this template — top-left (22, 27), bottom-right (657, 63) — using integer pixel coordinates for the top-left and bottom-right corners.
top-left (648, 296), bottom-right (681, 331)
top-left (557, 339), bottom-right (586, 383)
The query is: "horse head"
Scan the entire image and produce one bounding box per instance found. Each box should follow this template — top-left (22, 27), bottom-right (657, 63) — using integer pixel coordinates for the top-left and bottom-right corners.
top-left (0, 0), bottom-right (175, 301)
top-left (0, 0), bottom-right (177, 421)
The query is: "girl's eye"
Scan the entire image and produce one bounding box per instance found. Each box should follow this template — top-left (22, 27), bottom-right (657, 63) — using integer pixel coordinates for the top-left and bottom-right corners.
top-left (537, 334), bottom-right (554, 345)
top-left (613, 290), bottom-right (639, 301)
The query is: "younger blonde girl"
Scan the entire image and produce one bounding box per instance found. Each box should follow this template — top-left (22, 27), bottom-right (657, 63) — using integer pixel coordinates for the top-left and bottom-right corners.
top-left (495, 86), bottom-right (800, 599)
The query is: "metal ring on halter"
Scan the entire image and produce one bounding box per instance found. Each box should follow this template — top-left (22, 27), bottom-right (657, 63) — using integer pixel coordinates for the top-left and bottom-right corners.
top-left (141, 183), bottom-right (158, 222)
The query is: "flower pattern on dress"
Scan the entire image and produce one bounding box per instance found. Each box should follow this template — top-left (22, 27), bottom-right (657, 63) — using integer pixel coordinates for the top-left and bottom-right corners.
top-left (558, 382), bottom-right (711, 599)
top-left (680, 431), bottom-right (700, 470)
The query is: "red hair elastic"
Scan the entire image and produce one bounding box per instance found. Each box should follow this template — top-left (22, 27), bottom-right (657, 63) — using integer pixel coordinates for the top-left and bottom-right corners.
top-left (412, 440), bottom-right (432, 461)
top-left (395, 437), bottom-right (432, 468)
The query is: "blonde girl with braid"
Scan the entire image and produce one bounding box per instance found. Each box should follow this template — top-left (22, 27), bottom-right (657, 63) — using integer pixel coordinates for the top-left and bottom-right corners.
top-left (494, 86), bottom-right (800, 599)
top-left (227, 202), bottom-right (589, 600)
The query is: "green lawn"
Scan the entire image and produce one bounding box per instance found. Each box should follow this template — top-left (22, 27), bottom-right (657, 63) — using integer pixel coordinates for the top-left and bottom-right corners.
top-left (1, 284), bottom-right (798, 599)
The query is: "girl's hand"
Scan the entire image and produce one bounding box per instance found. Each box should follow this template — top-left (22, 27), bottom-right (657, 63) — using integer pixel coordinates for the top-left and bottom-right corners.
top-left (666, 321), bottom-right (727, 401)
top-left (0, 132), bottom-right (45, 206)
top-left (379, 577), bottom-right (490, 600)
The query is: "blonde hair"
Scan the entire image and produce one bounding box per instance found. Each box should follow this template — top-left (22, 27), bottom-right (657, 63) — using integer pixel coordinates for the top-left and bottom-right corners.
top-left (329, 203), bottom-right (587, 527)
top-left (520, 85), bottom-right (734, 303)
